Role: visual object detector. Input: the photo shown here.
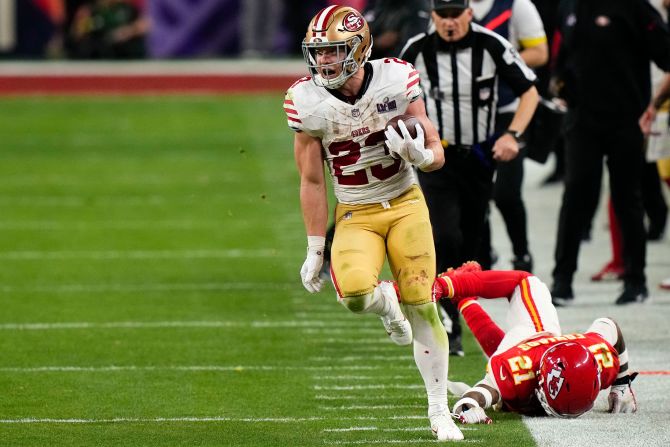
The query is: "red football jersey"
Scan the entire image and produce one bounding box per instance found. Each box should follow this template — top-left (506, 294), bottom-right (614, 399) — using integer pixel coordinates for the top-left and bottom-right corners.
top-left (488, 332), bottom-right (620, 415)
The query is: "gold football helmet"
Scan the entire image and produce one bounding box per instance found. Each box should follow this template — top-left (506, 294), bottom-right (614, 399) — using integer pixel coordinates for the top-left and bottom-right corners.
top-left (302, 5), bottom-right (373, 89)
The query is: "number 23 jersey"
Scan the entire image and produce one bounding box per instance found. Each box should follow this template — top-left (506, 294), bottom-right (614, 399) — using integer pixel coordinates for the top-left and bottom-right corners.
top-left (488, 332), bottom-right (620, 414)
top-left (284, 58), bottom-right (423, 205)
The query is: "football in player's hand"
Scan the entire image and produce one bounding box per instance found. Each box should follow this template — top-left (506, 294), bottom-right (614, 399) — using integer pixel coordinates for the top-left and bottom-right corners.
top-left (385, 114), bottom-right (424, 139)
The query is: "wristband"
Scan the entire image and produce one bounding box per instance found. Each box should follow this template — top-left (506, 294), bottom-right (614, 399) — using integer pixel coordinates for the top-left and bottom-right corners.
top-left (471, 386), bottom-right (493, 408)
top-left (417, 148), bottom-right (435, 170)
top-left (453, 397), bottom-right (480, 414)
top-left (307, 236), bottom-right (326, 250)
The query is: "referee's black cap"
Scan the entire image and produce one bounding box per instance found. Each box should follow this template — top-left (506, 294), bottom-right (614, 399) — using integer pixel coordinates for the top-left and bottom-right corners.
top-left (432, 0), bottom-right (470, 11)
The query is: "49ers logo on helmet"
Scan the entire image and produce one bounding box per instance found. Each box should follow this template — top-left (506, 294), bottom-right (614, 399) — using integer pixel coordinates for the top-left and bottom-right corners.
top-left (342, 12), bottom-right (364, 32)
top-left (546, 367), bottom-right (565, 399)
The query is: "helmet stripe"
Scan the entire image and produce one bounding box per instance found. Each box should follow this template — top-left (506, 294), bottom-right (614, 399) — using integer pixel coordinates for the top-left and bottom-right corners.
top-left (313, 5), bottom-right (340, 32)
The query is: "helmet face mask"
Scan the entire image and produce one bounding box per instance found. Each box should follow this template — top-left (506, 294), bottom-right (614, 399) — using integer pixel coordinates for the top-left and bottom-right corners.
top-left (535, 342), bottom-right (601, 418)
top-left (302, 6), bottom-right (372, 89)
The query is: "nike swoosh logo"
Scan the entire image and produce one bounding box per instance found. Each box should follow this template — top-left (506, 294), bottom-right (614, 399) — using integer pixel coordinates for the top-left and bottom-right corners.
top-left (499, 366), bottom-right (507, 381)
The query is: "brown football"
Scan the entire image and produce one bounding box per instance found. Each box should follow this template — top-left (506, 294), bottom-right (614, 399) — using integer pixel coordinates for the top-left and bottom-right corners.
top-left (385, 114), bottom-right (424, 139)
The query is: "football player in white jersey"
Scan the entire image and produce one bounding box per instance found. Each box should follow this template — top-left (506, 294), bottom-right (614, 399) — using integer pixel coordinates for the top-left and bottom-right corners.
top-left (284, 4), bottom-right (464, 442)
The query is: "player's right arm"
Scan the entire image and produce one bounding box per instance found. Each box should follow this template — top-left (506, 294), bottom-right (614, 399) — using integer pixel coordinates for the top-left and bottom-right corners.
top-left (585, 318), bottom-right (638, 413)
top-left (294, 131), bottom-right (329, 293)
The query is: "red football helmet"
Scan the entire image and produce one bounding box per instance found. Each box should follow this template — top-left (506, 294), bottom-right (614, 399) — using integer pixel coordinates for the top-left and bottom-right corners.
top-left (535, 342), bottom-right (601, 418)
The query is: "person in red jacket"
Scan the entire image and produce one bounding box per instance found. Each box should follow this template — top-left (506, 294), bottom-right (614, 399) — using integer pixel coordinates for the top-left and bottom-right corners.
top-left (428, 262), bottom-right (638, 422)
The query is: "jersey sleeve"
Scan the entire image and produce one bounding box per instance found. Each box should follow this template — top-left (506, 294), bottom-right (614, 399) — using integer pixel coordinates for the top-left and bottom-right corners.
top-left (489, 33), bottom-right (537, 96)
top-left (283, 77), bottom-right (312, 133)
top-left (406, 62), bottom-right (422, 102)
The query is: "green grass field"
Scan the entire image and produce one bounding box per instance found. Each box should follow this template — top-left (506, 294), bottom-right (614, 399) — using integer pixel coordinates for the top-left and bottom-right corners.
top-left (0, 95), bottom-right (534, 446)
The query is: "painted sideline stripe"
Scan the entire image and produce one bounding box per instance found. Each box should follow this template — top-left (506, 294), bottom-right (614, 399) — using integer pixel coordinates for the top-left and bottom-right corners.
top-left (0, 320), bottom-right (370, 331)
top-left (638, 371), bottom-right (670, 375)
top-left (0, 415), bottom-right (426, 425)
top-left (0, 249), bottom-right (286, 260)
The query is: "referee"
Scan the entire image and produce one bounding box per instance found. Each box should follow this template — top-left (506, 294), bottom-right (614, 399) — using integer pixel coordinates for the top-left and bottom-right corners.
top-left (400, 0), bottom-right (538, 355)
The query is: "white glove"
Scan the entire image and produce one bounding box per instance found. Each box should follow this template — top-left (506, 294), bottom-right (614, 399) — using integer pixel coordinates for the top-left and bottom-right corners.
top-left (384, 120), bottom-right (434, 170)
top-left (300, 236), bottom-right (325, 293)
top-left (608, 373), bottom-right (638, 414)
top-left (452, 397), bottom-right (492, 425)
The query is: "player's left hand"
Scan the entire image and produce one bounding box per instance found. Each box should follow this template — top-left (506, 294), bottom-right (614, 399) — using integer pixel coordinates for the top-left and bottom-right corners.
top-left (384, 120), bottom-right (434, 169)
top-left (608, 373), bottom-right (638, 414)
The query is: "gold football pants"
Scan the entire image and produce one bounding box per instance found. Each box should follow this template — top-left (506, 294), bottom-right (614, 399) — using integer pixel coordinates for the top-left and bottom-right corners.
top-left (331, 185), bottom-right (436, 305)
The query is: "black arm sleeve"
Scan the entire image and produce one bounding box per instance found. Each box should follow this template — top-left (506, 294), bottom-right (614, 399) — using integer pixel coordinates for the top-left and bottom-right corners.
top-left (639, 1), bottom-right (670, 72)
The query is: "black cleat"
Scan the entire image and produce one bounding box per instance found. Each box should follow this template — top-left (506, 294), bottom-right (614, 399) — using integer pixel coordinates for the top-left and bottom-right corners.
top-left (551, 281), bottom-right (574, 307)
top-left (512, 254), bottom-right (533, 273)
top-left (615, 284), bottom-right (649, 305)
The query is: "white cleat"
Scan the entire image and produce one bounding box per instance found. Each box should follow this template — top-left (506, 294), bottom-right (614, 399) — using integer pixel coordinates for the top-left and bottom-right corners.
top-left (378, 281), bottom-right (413, 346)
top-left (430, 413), bottom-right (464, 441)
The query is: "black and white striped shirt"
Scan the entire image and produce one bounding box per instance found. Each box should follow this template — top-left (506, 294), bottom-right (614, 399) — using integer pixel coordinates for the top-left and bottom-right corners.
top-left (400, 23), bottom-right (536, 147)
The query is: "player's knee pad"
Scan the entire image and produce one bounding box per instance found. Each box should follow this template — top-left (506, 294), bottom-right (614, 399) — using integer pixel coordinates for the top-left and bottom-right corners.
top-left (586, 317), bottom-right (618, 342)
top-left (338, 292), bottom-right (374, 314)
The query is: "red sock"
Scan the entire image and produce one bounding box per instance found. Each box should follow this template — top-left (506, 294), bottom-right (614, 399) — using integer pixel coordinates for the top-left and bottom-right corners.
top-left (608, 199), bottom-right (624, 268)
top-left (446, 270), bottom-right (532, 300)
top-left (458, 300), bottom-right (505, 357)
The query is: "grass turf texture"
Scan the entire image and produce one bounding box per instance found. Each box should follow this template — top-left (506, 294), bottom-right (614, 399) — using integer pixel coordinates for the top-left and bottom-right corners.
top-left (0, 96), bottom-right (534, 446)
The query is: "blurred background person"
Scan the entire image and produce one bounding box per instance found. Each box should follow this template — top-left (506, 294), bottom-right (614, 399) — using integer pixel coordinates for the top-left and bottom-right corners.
top-left (471, 0), bottom-right (548, 274)
top-left (0, 0), bottom-right (65, 58)
top-left (68, 0), bottom-right (148, 59)
top-left (363, 0), bottom-right (430, 59)
top-left (401, 0), bottom-right (539, 356)
top-left (240, 0), bottom-right (284, 58)
top-left (550, 0), bottom-right (670, 306)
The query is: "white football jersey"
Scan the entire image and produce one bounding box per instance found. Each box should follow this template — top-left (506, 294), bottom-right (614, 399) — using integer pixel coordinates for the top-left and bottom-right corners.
top-left (284, 58), bottom-right (423, 204)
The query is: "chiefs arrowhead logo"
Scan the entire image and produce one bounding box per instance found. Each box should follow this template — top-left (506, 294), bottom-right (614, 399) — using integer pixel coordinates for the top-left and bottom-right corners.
top-left (546, 367), bottom-right (565, 399)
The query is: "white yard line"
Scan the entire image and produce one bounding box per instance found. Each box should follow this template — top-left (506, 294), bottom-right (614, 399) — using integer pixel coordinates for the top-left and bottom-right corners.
top-left (323, 439), bottom-right (482, 445)
top-left (312, 375), bottom-right (412, 381)
top-left (0, 414), bottom-right (428, 425)
top-left (310, 355), bottom-right (412, 362)
top-left (0, 249), bottom-right (287, 260)
top-left (0, 282), bottom-right (293, 293)
top-left (315, 395), bottom-right (424, 401)
top-left (0, 221), bottom-right (220, 230)
top-left (0, 364), bottom-right (414, 373)
top-left (320, 405), bottom-right (424, 411)
top-left (314, 385), bottom-right (424, 391)
top-left (0, 320), bottom-right (371, 331)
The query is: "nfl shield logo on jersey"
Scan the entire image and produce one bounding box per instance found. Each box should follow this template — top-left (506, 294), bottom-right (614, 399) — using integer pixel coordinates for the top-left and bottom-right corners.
top-left (352, 108), bottom-right (361, 118)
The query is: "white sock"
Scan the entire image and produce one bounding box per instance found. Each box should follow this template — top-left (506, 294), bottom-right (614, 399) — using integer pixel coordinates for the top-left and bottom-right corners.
top-left (405, 302), bottom-right (450, 417)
